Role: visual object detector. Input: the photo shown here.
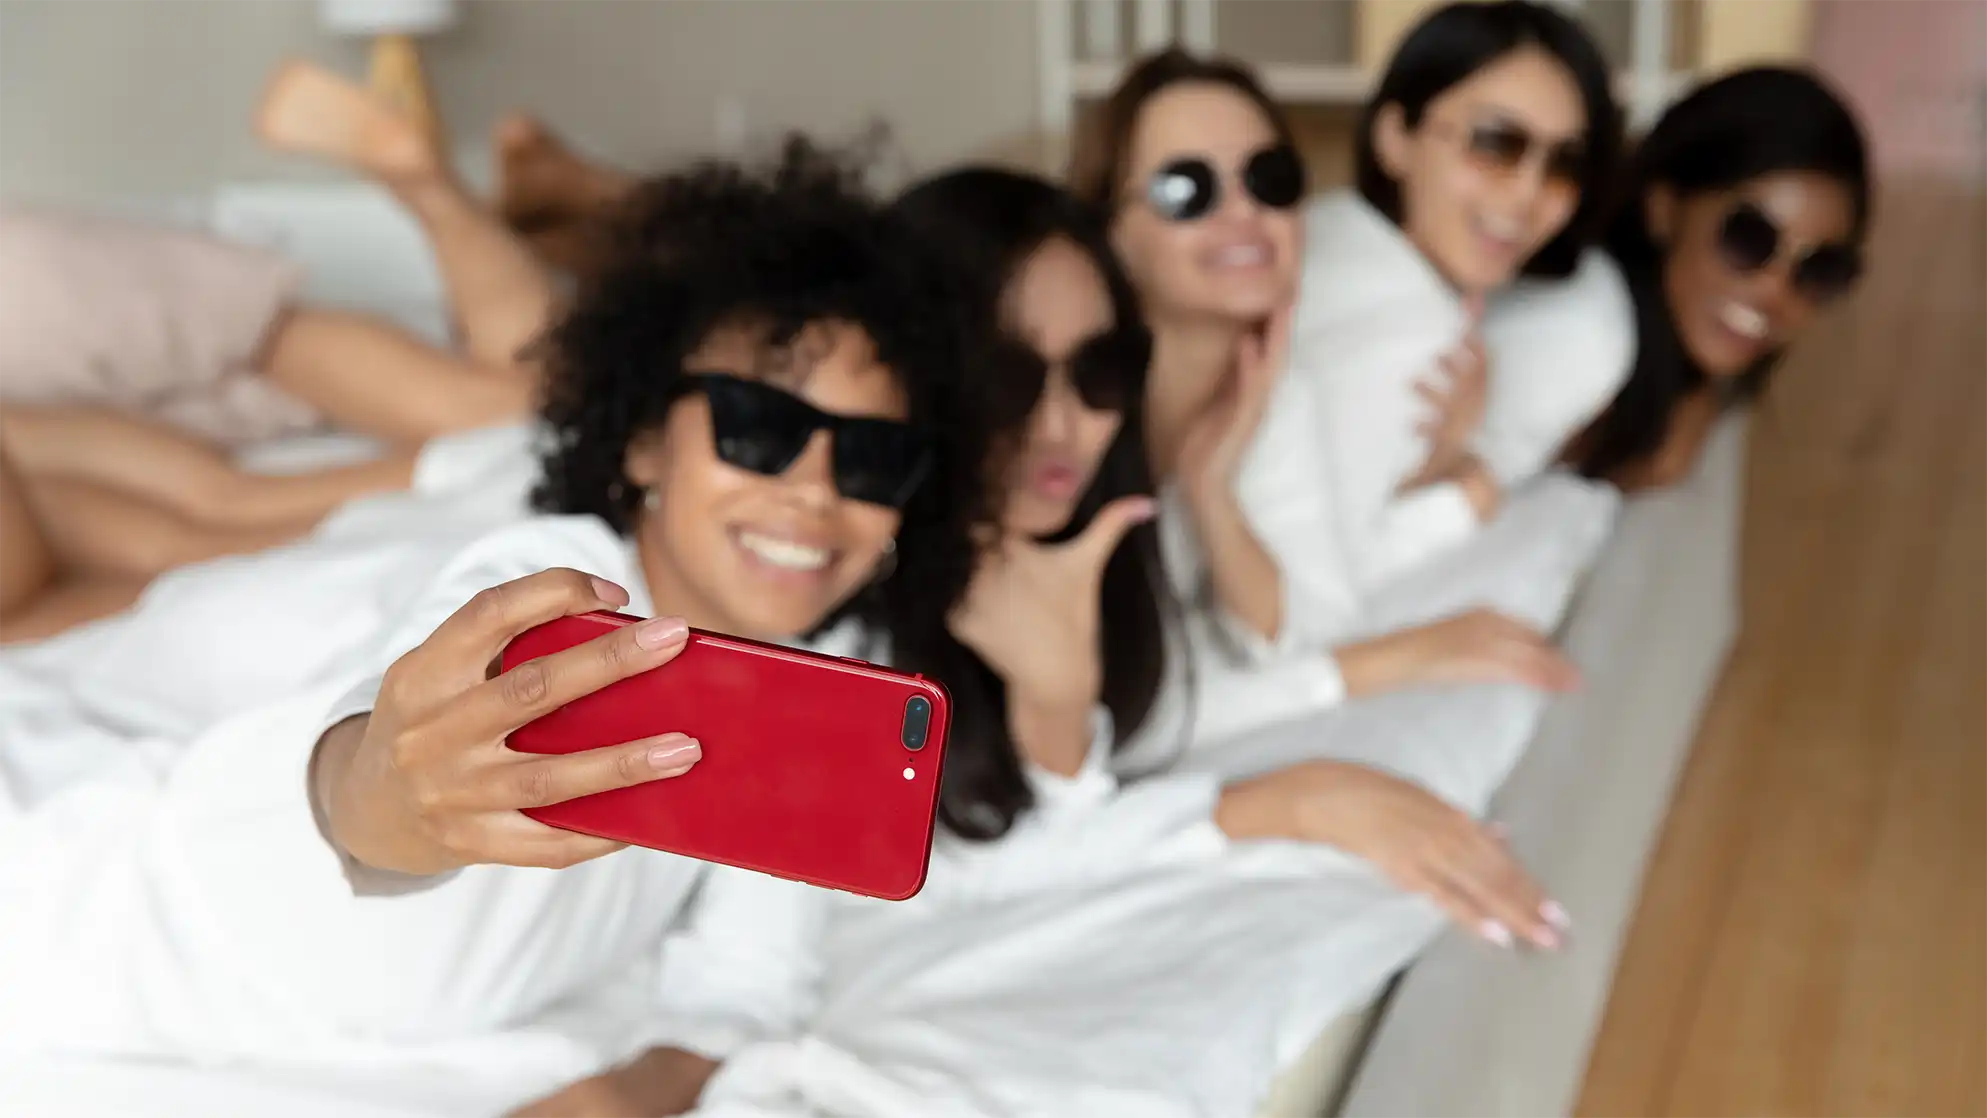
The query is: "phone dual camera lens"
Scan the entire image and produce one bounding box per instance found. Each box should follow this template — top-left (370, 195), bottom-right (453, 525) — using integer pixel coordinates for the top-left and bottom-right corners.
top-left (900, 696), bottom-right (931, 751)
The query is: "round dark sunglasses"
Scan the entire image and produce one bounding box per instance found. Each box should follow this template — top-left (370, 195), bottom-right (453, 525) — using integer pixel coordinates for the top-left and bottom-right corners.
top-left (1449, 119), bottom-right (1588, 190)
top-left (993, 325), bottom-right (1151, 421)
top-left (682, 372), bottom-right (933, 509)
top-left (1716, 202), bottom-right (1862, 303)
top-left (1142, 144), bottom-right (1306, 222)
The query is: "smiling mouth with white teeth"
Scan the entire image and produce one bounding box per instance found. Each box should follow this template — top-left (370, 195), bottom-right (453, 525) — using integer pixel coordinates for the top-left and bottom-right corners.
top-left (1471, 212), bottom-right (1525, 256)
top-left (1716, 300), bottom-right (1770, 341)
top-left (1204, 242), bottom-right (1271, 270)
top-left (733, 528), bottom-right (833, 575)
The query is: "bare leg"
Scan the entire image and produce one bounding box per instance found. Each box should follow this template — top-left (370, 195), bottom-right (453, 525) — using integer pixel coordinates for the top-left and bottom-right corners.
top-left (492, 114), bottom-right (636, 278)
top-left (0, 576), bottom-right (149, 645)
top-left (24, 474), bottom-right (313, 581)
top-left (0, 440), bottom-right (56, 621)
top-left (257, 61), bottom-right (559, 370)
top-left (258, 309), bottom-right (535, 444)
top-left (0, 405), bottom-right (417, 531)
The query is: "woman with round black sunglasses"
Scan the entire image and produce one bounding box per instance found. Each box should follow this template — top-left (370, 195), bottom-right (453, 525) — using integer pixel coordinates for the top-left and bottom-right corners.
top-left (1567, 67), bottom-right (1872, 489)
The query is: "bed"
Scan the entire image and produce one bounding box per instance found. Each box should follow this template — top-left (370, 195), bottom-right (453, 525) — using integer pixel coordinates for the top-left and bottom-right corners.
top-left (219, 181), bottom-right (1747, 1116)
top-left (1265, 411), bottom-right (1747, 1116)
top-left (0, 183), bottom-right (1744, 1117)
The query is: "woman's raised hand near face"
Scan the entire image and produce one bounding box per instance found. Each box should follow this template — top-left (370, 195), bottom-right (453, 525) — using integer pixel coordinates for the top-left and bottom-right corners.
top-left (1176, 306), bottom-right (1291, 500)
top-left (946, 497), bottom-right (1155, 769)
top-left (1408, 296), bottom-right (1489, 488)
top-left (314, 568), bottom-right (704, 876)
top-left (948, 495), bottom-right (1156, 705)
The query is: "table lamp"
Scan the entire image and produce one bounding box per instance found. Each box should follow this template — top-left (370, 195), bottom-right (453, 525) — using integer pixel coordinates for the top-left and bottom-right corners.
top-left (317, 0), bottom-right (459, 150)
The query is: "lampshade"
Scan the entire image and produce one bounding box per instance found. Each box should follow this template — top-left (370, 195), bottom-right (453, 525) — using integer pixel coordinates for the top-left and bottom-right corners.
top-left (318, 0), bottom-right (458, 37)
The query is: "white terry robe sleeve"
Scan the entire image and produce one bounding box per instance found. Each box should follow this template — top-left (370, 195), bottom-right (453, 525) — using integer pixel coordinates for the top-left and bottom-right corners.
top-left (927, 708), bottom-right (1234, 909)
top-left (0, 513), bottom-right (708, 1085)
top-left (1232, 301), bottom-right (1476, 660)
top-left (642, 867), bottom-right (832, 1062)
top-left (1475, 248), bottom-right (1638, 485)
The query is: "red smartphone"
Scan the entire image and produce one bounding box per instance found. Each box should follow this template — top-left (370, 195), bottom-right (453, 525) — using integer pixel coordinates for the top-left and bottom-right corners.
top-left (501, 611), bottom-right (950, 901)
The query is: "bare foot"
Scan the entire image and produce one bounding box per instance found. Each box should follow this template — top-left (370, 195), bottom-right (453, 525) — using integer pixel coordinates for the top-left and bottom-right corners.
top-left (256, 60), bottom-right (439, 183)
top-left (519, 219), bottom-right (616, 281)
top-left (493, 113), bottom-right (632, 230)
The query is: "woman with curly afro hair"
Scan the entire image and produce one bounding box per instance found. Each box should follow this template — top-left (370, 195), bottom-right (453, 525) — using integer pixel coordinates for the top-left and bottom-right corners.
top-left (0, 137), bottom-right (998, 1113)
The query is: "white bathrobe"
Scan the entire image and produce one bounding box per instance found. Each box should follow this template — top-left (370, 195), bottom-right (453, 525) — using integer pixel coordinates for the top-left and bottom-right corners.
top-left (0, 495), bottom-right (1368, 1118)
top-left (0, 511), bottom-right (840, 1115)
top-left (1183, 187), bottom-right (1635, 663)
top-left (0, 465), bottom-right (1618, 1118)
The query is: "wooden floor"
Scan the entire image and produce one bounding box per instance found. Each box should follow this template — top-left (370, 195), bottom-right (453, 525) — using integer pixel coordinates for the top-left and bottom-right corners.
top-left (1575, 181), bottom-right (1987, 1116)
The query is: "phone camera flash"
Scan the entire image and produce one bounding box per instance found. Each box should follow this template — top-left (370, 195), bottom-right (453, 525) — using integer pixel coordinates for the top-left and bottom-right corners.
top-left (902, 767), bottom-right (915, 780)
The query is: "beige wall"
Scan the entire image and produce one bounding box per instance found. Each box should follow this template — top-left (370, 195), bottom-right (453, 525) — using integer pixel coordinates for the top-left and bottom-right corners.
top-left (1213, 0), bottom-right (1354, 67)
top-left (0, 0), bottom-right (1042, 208)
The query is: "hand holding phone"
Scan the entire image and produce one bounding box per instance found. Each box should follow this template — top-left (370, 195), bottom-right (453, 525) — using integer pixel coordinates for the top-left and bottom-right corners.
top-left (502, 611), bottom-right (951, 900)
top-left (313, 569), bottom-right (703, 877)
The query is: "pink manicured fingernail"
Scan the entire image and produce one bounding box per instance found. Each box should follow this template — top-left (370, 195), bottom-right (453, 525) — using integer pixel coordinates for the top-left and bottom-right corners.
top-left (648, 738), bottom-right (701, 770)
top-left (589, 576), bottom-right (628, 604)
top-left (1480, 919), bottom-right (1515, 948)
top-left (636, 616), bottom-right (689, 650)
top-left (1530, 925), bottom-right (1562, 951)
top-left (1541, 900), bottom-right (1572, 930)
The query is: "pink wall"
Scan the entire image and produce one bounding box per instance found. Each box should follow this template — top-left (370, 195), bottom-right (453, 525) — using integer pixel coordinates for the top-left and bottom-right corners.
top-left (1811, 0), bottom-right (1987, 182)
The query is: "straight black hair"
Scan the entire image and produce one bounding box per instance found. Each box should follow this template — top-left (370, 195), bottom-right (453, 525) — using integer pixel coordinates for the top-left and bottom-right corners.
top-left (1573, 66), bottom-right (1871, 480)
top-left (887, 167), bottom-right (1173, 841)
top-left (1355, 0), bottom-right (1621, 279)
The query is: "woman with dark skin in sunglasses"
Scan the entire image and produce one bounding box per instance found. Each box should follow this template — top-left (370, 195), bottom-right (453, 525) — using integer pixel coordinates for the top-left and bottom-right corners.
top-left (1067, 4), bottom-right (1623, 710)
top-left (510, 167), bottom-right (1564, 1118)
top-left (0, 142), bottom-right (995, 1111)
top-left (1566, 67), bottom-right (1872, 490)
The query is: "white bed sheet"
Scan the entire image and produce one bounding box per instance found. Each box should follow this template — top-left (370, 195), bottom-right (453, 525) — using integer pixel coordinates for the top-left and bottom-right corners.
top-left (0, 1056), bottom-right (467, 1118)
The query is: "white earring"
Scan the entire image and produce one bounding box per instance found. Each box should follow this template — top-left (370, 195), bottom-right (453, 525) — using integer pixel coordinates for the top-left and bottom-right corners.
top-left (643, 488), bottom-right (661, 511)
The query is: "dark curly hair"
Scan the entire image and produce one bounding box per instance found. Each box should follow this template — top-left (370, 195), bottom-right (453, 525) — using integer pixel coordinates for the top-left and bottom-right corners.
top-left (888, 166), bottom-right (1176, 842)
top-left (531, 135), bottom-right (992, 640)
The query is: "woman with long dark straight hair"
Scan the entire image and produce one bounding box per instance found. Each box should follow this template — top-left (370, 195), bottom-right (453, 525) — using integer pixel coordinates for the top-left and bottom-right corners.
top-left (1567, 66), bottom-right (1872, 487)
